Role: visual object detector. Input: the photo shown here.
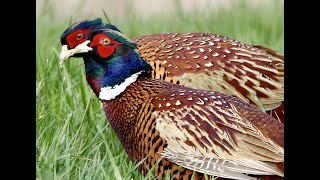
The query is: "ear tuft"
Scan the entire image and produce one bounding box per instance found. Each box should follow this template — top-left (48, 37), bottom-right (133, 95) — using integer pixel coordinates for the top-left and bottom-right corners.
top-left (91, 29), bottom-right (138, 49)
top-left (92, 18), bottom-right (102, 26)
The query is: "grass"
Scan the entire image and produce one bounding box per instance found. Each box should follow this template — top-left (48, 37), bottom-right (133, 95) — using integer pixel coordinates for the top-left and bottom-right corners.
top-left (36, 1), bottom-right (284, 179)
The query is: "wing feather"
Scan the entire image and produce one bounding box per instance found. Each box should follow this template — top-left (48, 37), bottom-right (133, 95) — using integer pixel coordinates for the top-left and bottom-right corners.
top-left (134, 33), bottom-right (284, 112)
top-left (150, 87), bottom-right (284, 179)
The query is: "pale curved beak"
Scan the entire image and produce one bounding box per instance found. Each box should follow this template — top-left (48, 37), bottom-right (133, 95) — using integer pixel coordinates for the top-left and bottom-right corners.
top-left (59, 40), bottom-right (93, 65)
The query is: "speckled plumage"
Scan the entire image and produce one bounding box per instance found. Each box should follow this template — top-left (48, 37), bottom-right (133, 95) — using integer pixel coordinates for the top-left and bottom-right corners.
top-left (59, 25), bottom-right (284, 180)
top-left (59, 18), bottom-right (284, 123)
top-left (100, 77), bottom-right (284, 180)
top-left (133, 33), bottom-right (284, 123)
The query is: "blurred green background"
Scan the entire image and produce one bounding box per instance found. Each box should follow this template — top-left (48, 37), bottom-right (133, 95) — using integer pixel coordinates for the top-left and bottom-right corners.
top-left (36, 0), bottom-right (284, 179)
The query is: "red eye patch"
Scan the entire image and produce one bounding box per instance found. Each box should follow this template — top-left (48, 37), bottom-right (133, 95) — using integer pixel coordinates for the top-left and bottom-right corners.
top-left (91, 34), bottom-right (122, 58)
top-left (66, 28), bottom-right (91, 49)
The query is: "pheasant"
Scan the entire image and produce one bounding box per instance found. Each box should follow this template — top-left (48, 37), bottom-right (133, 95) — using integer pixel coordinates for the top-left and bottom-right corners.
top-left (59, 27), bottom-right (284, 180)
top-left (59, 18), bottom-right (284, 123)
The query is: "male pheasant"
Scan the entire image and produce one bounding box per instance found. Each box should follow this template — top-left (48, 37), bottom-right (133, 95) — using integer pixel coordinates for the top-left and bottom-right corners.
top-left (59, 18), bottom-right (284, 123)
top-left (59, 27), bottom-right (284, 180)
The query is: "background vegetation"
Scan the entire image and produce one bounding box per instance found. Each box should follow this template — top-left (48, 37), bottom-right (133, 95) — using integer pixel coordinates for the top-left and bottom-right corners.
top-left (36, 0), bottom-right (284, 179)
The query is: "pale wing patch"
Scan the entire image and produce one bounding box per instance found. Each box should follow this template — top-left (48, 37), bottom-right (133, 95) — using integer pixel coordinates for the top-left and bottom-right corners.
top-left (231, 159), bottom-right (284, 177)
top-left (154, 102), bottom-right (283, 178)
top-left (161, 147), bottom-right (278, 180)
top-left (177, 67), bottom-right (283, 111)
top-left (156, 118), bottom-right (187, 141)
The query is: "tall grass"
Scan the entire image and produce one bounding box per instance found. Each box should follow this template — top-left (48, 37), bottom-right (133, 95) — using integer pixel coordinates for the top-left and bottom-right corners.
top-left (36, 1), bottom-right (283, 179)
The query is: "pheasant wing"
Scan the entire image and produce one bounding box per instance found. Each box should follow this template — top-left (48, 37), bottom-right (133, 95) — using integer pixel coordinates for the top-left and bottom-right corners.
top-left (134, 33), bottom-right (284, 112)
top-left (149, 86), bottom-right (284, 179)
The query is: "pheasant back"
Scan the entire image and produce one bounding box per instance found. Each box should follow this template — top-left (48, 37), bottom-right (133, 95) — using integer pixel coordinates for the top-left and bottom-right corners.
top-left (133, 33), bottom-right (284, 121)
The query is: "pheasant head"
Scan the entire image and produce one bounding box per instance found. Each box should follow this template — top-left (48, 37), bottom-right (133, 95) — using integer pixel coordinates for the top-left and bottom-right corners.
top-left (59, 18), bottom-right (121, 64)
top-left (87, 29), bottom-right (151, 100)
top-left (59, 27), bottom-right (151, 100)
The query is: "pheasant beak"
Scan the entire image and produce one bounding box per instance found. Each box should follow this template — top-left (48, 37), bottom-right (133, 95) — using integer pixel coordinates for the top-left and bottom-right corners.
top-left (59, 40), bottom-right (93, 65)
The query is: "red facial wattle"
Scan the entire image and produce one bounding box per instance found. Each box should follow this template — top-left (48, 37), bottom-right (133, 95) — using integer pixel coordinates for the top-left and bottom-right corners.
top-left (66, 28), bottom-right (91, 49)
top-left (90, 34), bottom-right (122, 58)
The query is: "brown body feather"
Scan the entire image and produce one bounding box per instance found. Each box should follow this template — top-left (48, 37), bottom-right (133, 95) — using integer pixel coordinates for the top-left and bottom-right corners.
top-left (98, 77), bottom-right (283, 180)
top-left (59, 21), bottom-right (285, 180)
top-left (133, 33), bottom-right (284, 123)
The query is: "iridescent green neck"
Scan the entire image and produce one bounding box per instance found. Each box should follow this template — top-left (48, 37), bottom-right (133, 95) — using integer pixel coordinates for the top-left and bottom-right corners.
top-left (84, 56), bottom-right (104, 78)
top-left (83, 49), bottom-right (151, 100)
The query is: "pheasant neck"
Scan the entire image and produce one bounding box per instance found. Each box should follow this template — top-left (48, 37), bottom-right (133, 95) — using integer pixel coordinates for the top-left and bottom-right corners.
top-left (83, 56), bottom-right (104, 97)
top-left (83, 49), bottom-right (151, 100)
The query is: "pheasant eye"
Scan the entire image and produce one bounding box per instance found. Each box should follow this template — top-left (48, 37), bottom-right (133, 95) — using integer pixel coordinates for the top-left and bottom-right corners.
top-left (102, 38), bottom-right (111, 45)
top-left (77, 33), bottom-right (83, 40)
